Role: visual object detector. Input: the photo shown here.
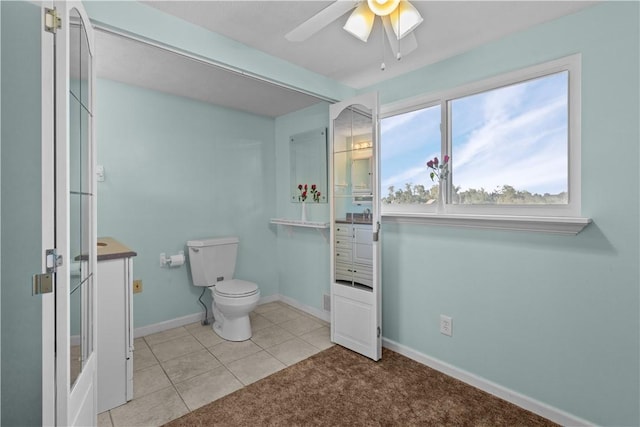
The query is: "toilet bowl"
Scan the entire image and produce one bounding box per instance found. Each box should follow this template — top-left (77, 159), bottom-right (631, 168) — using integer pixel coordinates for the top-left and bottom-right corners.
top-left (187, 237), bottom-right (260, 341)
top-left (210, 279), bottom-right (260, 341)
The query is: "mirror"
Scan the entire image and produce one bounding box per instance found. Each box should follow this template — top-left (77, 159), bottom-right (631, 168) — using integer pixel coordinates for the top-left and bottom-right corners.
top-left (290, 128), bottom-right (328, 203)
top-left (69, 7), bottom-right (93, 389)
top-left (332, 105), bottom-right (374, 289)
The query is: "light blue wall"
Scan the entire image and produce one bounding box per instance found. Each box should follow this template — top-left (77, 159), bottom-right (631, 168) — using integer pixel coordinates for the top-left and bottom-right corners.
top-left (97, 79), bottom-right (278, 328)
top-left (1, 1), bottom-right (43, 425)
top-left (359, 3), bottom-right (638, 425)
top-left (274, 103), bottom-right (331, 311)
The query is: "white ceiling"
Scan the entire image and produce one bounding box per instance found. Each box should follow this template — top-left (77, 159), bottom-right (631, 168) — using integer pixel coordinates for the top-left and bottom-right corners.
top-left (95, 1), bottom-right (597, 117)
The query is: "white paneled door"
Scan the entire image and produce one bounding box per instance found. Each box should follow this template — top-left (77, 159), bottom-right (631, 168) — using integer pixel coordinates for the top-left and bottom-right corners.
top-left (42, 1), bottom-right (98, 425)
top-left (329, 93), bottom-right (382, 361)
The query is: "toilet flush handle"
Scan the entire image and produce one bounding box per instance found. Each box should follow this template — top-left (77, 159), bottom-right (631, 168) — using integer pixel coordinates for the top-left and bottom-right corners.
top-left (191, 247), bottom-right (199, 253)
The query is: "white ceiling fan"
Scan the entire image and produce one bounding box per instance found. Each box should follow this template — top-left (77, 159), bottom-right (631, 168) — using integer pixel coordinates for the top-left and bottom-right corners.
top-left (285, 0), bottom-right (424, 61)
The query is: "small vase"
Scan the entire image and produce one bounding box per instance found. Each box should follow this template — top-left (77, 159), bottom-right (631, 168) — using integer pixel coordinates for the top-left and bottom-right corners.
top-left (301, 201), bottom-right (307, 222)
top-left (437, 180), bottom-right (445, 214)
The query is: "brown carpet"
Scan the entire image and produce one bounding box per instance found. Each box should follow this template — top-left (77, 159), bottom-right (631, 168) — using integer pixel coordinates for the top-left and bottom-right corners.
top-left (165, 345), bottom-right (558, 427)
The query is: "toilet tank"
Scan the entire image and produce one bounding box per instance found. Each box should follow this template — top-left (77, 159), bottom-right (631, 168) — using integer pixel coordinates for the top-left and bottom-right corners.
top-left (187, 237), bottom-right (239, 287)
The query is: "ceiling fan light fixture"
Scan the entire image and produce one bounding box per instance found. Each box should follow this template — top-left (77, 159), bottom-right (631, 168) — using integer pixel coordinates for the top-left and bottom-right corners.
top-left (390, 1), bottom-right (423, 40)
top-left (344, 2), bottom-right (375, 42)
top-left (367, 0), bottom-right (401, 17)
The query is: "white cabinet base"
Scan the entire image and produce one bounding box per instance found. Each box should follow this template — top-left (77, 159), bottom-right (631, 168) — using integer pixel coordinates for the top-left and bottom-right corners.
top-left (97, 257), bottom-right (133, 413)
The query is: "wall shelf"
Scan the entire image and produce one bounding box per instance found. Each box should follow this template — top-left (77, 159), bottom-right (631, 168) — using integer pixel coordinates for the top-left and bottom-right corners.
top-left (270, 218), bottom-right (329, 241)
top-left (270, 218), bottom-right (329, 229)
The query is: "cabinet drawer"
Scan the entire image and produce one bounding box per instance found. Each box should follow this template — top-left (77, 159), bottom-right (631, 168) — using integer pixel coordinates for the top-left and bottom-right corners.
top-left (335, 248), bottom-right (352, 263)
top-left (335, 261), bottom-right (352, 278)
top-left (335, 225), bottom-right (352, 237)
top-left (335, 237), bottom-right (352, 249)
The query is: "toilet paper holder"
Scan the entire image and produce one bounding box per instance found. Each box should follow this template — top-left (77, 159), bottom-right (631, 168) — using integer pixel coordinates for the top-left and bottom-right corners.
top-left (160, 251), bottom-right (185, 268)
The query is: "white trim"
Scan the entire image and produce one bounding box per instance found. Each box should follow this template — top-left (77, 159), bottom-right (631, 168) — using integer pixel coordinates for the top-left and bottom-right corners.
top-left (382, 337), bottom-right (592, 427)
top-left (133, 312), bottom-right (202, 339)
top-left (133, 294), bottom-right (282, 338)
top-left (383, 213), bottom-right (591, 235)
top-left (279, 295), bottom-right (331, 323)
top-left (41, 0), bottom-right (56, 423)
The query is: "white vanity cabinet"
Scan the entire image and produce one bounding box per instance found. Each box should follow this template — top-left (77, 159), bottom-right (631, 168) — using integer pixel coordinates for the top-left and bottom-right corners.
top-left (334, 223), bottom-right (373, 288)
top-left (96, 237), bottom-right (136, 413)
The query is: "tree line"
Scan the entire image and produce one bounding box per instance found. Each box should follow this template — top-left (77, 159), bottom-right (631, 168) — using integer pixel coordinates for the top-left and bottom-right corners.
top-left (382, 184), bottom-right (567, 205)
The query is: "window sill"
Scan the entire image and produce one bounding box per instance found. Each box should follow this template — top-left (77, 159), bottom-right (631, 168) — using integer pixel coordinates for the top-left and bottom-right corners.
top-left (382, 213), bottom-right (592, 235)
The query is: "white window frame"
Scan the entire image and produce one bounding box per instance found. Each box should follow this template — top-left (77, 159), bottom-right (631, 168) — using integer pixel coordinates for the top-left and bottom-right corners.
top-left (380, 54), bottom-right (591, 234)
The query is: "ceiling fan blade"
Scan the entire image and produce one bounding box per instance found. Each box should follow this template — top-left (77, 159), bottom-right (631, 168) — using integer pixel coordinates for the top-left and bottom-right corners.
top-left (382, 15), bottom-right (418, 57)
top-left (285, 1), bottom-right (360, 42)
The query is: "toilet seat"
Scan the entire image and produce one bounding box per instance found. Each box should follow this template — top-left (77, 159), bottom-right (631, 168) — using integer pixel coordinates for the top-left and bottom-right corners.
top-left (214, 279), bottom-right (259, 298)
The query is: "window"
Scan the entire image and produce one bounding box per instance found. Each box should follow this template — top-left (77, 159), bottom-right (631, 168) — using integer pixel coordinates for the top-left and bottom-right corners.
top-left (380, 54), bottom-right (584, 225)
top-left (381, 104), bottom-right (441, 206)
top-left (450, 71), bottom-right (568, 206)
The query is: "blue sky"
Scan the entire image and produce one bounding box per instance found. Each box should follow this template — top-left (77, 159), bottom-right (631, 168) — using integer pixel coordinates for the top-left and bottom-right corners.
top-left (381, 71), bottom-right (569, 196)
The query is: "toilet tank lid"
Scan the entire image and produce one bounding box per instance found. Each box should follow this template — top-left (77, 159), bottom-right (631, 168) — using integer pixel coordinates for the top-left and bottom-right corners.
top-left (187, 237), bottom-right (239, 247)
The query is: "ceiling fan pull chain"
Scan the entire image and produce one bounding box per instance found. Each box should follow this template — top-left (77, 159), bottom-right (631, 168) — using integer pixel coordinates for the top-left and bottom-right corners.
top-left (396, 8), bottom-right (402, 61)
top-left (380, 27), bottom-right (386, 70)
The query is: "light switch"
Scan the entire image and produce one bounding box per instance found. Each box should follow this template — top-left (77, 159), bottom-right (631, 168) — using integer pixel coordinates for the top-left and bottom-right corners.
top-left (96, 165), bottom-right (105, 182)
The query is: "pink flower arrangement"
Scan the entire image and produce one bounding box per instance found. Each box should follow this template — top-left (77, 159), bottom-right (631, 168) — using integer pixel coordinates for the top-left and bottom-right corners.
top-left (299, 184), bottom-right (321, 202)
top-left (310, 184), bottom-right (321, 203)
top-left (297, 184), bottom-right (308, 202)
top-left (426, 155), bottom-right (450, 182)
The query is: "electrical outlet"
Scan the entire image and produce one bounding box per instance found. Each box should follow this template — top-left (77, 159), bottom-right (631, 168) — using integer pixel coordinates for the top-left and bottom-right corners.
top-left (133, 279), bottom-right (143, 294)
top-left (440, 315), bottom-right (452, 337)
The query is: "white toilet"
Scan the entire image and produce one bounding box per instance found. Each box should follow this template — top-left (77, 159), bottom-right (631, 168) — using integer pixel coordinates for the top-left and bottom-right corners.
top-left (187, 237), bottom-right (260, 341)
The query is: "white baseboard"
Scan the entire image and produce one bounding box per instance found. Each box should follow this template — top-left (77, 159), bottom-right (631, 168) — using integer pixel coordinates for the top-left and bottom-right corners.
top-left (133, 294), bottom-right (302, 338)
top-left (279, 294), bottom-right (330, 322)
top-left (381, 337), bottom-right (591, 427)
top-left (134, 312), bottom-right (203, 338)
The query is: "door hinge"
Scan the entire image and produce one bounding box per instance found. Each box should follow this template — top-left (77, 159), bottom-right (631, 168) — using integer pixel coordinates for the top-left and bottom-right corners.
top-left (373, 221), bottom-right (381, 242)
top-left (33, 249), bottom-right (61, 295)
top-left (46, 248), bottom-right (63, 273)
top-left (44, 8), bottom-right (61, 33)
top-left (377, 326), bottom-right (381, 338)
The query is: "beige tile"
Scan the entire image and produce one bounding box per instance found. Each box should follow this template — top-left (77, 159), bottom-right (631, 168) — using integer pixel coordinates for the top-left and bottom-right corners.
top-left (133, 346), bottom-right (158, 372)
top-left (133, 364), bottom-right (172, 399)
top-left (209, 339), bottom-right (262, 364)
top-left (265, 337), bottom-right (322, 366)
top-left (299, 326), bottom-right (334, 350)
top-left (184, 320), bottom-right (206, 331)
top-left (278, 315), bottom-right (324, 336)
top-left (175, 366), bottom-right (243, 411)
top-left (143, 327), bottom-right (190, 347)
top-left (249, 312), bottom-right (274, 332)
top-left (150, 335), bottom-right (204, 362)
top-left (253, 301), bottom-right (285, 314)
top-left (161, 349), bottom-right (221, 384)
top-left (188, 324), bottom-right (226, 348)
top-left (250, 324), bottom-right (295, 349)
top-left (110, 386), bottom-right (188, 427)
top-left (260, 306), bottom-right (304, 324)
top-left (226, 351), bottom-right (286, 385)
top-left (134, 337), bottom-right (149, 351)
top-left (97, 411), bottom-right (113, 427)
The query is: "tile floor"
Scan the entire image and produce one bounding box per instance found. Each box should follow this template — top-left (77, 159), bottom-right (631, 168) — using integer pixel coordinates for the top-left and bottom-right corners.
top-left (97, 301), bottom-right (333, 427)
